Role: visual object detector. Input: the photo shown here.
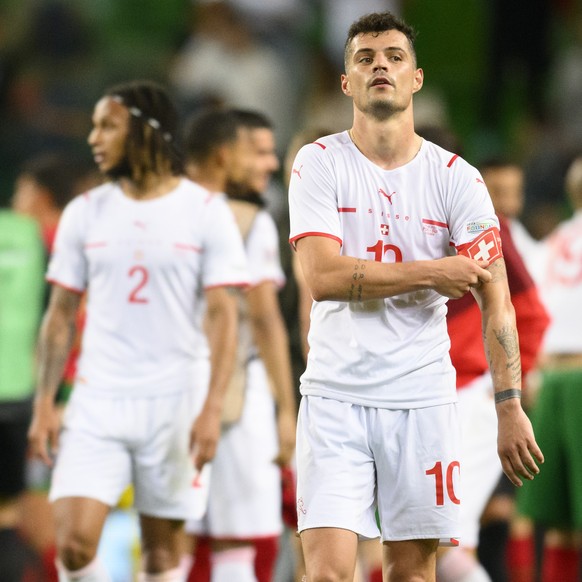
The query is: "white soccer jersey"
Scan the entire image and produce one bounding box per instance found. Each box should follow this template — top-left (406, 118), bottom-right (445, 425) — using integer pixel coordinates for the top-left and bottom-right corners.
top-left (289, 132), bottom-right (500, 408)
top-left (47, 178), bottom-right (249, 396)
top-left (246, 209), bottom-right (286, 288)
top-left (539, 210), bottom-right (582, 354)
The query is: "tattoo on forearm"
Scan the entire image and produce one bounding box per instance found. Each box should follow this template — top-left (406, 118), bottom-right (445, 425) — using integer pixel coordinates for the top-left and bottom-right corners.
top-left (494, 325), bottom-right (522, 384)
top-left (495, 326), bottom-right (519, 358)
top-left (348, 260), bottom-right (365, 301)
top-left (506, 355), bottom-right (522, 385)
top-left (488, 259), bottom-right (506, 283)
top-left (37, 319), bottom-right (76, 398)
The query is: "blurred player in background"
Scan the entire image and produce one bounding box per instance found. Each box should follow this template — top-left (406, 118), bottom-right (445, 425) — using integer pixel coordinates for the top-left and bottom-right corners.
top-left (516, 154), bottom-right (582, 582)
top-left (27, 79), bottom-right (248, 582)
top-left (184, 106), bottom-right (296, 582)
top-left (0, 206), bottom-right (45, 581)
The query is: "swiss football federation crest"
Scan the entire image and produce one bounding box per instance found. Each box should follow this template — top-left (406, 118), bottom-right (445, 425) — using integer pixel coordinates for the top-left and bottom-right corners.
top-left (457, 227), bottom-right (502, 265)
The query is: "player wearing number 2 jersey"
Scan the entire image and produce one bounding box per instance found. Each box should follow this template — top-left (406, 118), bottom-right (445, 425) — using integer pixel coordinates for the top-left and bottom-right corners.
top-left (288, 12), bottom-right (543, 582)
top-left (27, 80), bottom-right (248, 582)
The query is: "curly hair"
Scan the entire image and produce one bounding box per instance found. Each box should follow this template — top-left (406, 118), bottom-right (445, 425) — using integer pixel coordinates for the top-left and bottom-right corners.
top-left (344, 12), bottom-right (418, 71)
top-left (103, 79), bottom-right (183, 181)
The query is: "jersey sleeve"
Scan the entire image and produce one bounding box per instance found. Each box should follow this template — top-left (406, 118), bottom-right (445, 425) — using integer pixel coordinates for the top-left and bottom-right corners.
top-left (246, 210), bottom-right (286, 288)
top-left (447, 160), bottom-right (502, 265)
top-left (46, 196), bottom-right (88, 292)
top-left (200, 194), bottom-right (249, 289)
top-left (288, 143), bottom-right (342, 248)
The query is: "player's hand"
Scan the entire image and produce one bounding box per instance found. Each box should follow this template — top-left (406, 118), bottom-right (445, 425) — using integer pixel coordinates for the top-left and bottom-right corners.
top-left (496, 399), bottom-right (544, 487)
top-left (190, 404), bottom-right (221, 471)
top-left (432, 256), bottom-right (492, 298)
top-left (28, 396), bottom-right (61, 466)
top-left (273, 409), bottom-right (296, 467)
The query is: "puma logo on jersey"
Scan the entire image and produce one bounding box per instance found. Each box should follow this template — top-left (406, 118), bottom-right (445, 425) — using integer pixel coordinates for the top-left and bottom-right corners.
top-left (292, 165), bottom-right (303, 179)
top-left (378, 188), bottom-right (395, 204)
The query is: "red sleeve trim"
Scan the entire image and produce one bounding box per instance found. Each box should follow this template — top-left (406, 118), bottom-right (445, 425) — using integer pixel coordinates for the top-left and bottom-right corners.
top-left (46, 278), bottom-right (85, 295)
top-left (313, 141), bottom-right (326, 149)
top-left (289, 231), bottom-right (343, 250)
top-left (447, 154), bottom-right (459, 168)
top-left (422, 218), bottom-right (448, 229)
top-left (338, 207), bottom-right (357, 213)
top-left (203, 282), bottom-right (250, 291)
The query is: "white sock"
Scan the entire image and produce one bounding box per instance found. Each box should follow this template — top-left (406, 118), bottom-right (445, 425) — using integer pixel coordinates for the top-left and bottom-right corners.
top-left (211, 546), bottom-right (257, 582)
top-left (137, 567), bottom-right (184, 582)
top-left (437, 548), bottom-right (491, 582)
top-left (56, 557), bottom-right (112, 582)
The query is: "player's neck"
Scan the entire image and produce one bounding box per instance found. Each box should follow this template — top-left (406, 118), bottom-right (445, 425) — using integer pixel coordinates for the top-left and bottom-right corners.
top-left (350, 114), bottom-right (421, 171)
top-left (185, 161), bottom-right (226, 194)
top-left (120, 172), bottom-right (181, 201)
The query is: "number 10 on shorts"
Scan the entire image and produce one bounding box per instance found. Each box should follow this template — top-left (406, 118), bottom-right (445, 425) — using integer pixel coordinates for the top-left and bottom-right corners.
top-left (426, 461), bottom-right (460, 506)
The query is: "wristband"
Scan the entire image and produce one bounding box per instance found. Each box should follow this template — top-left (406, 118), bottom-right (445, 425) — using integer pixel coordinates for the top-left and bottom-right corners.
top-left (494, 388), bottom-right (521, 404)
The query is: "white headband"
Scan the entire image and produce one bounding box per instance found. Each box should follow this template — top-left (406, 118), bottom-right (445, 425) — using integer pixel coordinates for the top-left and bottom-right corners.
top-left (111, 95), bottom-right (172, 142)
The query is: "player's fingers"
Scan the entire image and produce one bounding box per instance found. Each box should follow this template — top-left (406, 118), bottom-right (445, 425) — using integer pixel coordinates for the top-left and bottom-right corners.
top-left (478, 267), bottom-right (492, 283)
top-left (530, 441), bottom-right (545, 465)
top-left (37, 439), bottom-right (53, 467)
top-left (506, 446), bottom-right (538, 484)
top-left (501, 457), bottom-right (522, 488)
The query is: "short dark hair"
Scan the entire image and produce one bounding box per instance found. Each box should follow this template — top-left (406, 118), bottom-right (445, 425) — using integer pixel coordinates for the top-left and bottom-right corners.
top-left (103, 79), bottom-right (183, 179)
top-left (19, 152), bottom-right (91, 209)
top-left (184, 107), bottom-right (240, 162)
top-left (230, 109), bottom-right (273, 131)
top-left (478, 156), bottom-right (521, 175)
top-left (344, 12), bottom-right (417, 71)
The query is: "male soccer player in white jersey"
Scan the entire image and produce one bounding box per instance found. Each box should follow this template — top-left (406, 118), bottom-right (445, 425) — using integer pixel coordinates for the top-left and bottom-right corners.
top-left (184, 107), bottom-right (297, 582)
top-left (27, 80), bottom-right (249, 582)
top-left (288, 12), bottom-right (544, 582)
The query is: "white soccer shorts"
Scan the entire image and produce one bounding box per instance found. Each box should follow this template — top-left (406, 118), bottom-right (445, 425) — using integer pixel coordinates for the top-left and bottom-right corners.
top-left (186, 358), bottom-right (282, 538)
top-left (296, 395), bottom-right (462, 544)
top-left (50, 382), bottom-right (209, 520)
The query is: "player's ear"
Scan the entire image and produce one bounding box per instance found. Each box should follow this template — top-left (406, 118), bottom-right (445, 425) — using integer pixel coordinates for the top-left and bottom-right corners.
top-left (412, 68), bottom-right (424, 94)
top-left (341, 74), bottom-right (351, 97)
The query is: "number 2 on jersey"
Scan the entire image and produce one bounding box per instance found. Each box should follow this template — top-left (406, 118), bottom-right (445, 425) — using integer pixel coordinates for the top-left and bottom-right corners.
top-left (128, 265), bottom-right (149, 304)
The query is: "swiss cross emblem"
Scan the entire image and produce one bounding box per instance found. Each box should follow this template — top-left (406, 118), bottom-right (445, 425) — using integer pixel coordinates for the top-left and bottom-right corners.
top-left (458, 227), bottom-right (502, 265)
top-left (380, 223), bottom-right (389, 236)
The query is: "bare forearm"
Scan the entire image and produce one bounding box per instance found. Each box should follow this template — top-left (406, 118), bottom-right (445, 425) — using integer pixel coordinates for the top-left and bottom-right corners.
top-left (252, 312), bottom-right (297, 415)
top-left (476, 259), bottom-right (522, 392)
top-left (35, 287), bottom-right (81, 402)
top-left (307, 255), bottom-right (438, 302)
top-left (205, 300), bottom-right (238, 411)
top-left (36, 313), bottom-right (76, 400)
top-left (297, 237), bottom-right (490, 302)
top-left (482, 310), bottom-right (522, 391)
